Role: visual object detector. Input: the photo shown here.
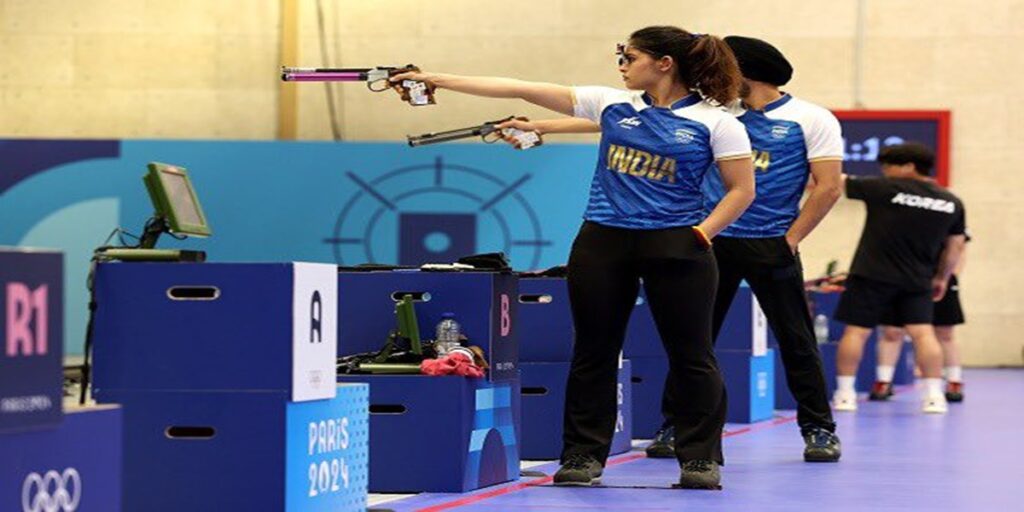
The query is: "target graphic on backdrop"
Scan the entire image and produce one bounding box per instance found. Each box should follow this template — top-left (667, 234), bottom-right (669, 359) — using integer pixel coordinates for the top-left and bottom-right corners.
top-left (324, 156), bottom-right (549, 268)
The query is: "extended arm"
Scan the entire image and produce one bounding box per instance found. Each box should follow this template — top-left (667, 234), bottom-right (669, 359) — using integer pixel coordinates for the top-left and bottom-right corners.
top-left (498, 117), bottom-right (602, 135)
top-left (391, 72), bottom-right (576, 116)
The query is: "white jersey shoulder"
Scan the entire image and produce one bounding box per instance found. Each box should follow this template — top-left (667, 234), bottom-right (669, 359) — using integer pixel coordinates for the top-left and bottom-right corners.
top-left (673, 100), bottom-right (733, 129)
top-left (674, 100), bottom-right (752, 160)
top-left (767, 95), bottom-right (844, 160)
top-left (572, 86), bottom-right (646, 123)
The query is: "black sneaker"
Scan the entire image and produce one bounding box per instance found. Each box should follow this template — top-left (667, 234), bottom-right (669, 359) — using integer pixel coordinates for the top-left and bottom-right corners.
top-left (945, 382), bottom-right (964, 403)
top-left (676, 459), bottom-right (721, 490)
top-left (645, 425), bottom-right (676, 459)
top-left (553, 454), bottom-right (603, 486)
top-left (868, 381), bottom-right (894, 401)
top-left (803, 427), bottom-right (842, 462)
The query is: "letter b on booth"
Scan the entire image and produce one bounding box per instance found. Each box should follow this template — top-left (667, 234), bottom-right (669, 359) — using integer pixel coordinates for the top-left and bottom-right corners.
top-left (500, 293), bottom-right (511, 337)
top-left (5, 283), bottom-right (48, 357)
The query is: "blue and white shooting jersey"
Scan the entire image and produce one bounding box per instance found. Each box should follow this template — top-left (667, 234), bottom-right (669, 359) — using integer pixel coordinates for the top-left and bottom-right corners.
top-left (703, 94), bottom-right (843, 238)
top-left (573, 86), bottom-right (751, 230)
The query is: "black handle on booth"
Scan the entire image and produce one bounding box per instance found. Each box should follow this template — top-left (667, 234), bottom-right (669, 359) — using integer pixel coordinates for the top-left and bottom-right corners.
top-left (165, 426), bottom-right (216, 439)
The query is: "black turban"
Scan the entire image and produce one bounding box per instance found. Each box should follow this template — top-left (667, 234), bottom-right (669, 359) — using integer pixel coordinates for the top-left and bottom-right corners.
top-left (724, 36), bottom-right (793, 86)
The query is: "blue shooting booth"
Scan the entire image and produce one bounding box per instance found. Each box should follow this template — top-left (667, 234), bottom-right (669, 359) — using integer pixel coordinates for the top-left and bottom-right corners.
top-left (518, 360), bottom-right (633, 460)
top-left (625, 282), bottom-right (776, 430)
top-left (91, 261), bottom-right (368, 512)
top-left (516, 276), bottom-right (575, 363)
top-left (628, 356), bottom-right (669, 438)
top-left (517, 276), bottom-right (633, 459)
top-left (336, 269), bottom-right (521, 493)
top-left (711, 282), bottom-right (776, 424)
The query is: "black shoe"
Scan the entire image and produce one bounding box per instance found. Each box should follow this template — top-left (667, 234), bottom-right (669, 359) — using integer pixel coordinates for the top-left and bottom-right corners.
top-left (803, 427), bottom-right (842, 462)
top-left (553, 454), bottom-right (603, 486)
top-left (868, 381), bottom-right (894, 401)
top-left (676, 460), bottom-right (721, 490)
top-left (945, 382), bottom-right (964, 403)
top-left (645, 425), bottom-right (676, 459)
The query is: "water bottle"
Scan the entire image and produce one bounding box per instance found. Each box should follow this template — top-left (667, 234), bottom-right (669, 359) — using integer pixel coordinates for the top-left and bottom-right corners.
top-left (813, 314), bottom-right (829, 345)
top-left (435, 312), bottom-right (461, 356)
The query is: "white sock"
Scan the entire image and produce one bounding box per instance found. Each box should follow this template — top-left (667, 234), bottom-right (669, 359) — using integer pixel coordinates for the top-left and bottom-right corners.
top-left (876, 365), bottom-right (895, 383)
top-left (837, 376), bottom-right (856, 394)
top-left (945, 366), bottom-right (963, 383)
top-left (923, 378), bottom-right (943, 397)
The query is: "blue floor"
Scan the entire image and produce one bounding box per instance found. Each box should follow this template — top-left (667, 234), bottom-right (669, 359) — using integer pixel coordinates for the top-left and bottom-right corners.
top-left (376, 369), bottom-right (1024, 511)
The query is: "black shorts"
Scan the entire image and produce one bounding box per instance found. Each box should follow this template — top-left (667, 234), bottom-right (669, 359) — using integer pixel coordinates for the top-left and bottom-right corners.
top-left (932, 275), bottom-right (965, 326)
top-left (835, 275), bottom-right (934, 328)
top-left (873, 275), bottom-right (965, 327)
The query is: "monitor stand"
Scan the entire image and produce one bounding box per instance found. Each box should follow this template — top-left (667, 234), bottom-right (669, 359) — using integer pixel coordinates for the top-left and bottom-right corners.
top-left (97, 248), bottom-right (206, 262)
top-left (94, 216), bottom-right (206, 262)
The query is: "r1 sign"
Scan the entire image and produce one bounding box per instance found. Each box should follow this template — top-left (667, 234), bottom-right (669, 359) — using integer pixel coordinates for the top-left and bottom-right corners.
top-left (0, 248), bottom-right (63, 433)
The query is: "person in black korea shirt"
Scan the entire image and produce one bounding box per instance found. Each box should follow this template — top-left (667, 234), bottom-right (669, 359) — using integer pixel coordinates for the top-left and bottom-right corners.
top-left (832, 143), bottom-right (967, 414)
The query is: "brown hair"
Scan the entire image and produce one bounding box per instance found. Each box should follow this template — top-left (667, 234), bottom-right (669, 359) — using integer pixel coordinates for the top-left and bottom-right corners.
top-left (628, 26), bottom-right (742, 105)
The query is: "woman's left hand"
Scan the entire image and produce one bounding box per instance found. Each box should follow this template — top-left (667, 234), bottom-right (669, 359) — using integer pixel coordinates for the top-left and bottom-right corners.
top-left (785, 233), bottom-right (799, 255)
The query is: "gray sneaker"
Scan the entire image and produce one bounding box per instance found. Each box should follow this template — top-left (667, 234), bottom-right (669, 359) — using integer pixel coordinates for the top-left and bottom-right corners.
top-left (676, 459), bottom-right (721, 490)
top-left (645, 425), bottom-right (676, 459)
top-left (553, 454), bottom-right (603, 486)
top-left (803, 427), bottom-right (842, 462)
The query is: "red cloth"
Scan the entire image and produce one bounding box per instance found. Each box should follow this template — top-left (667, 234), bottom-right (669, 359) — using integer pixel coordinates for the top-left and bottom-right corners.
top-left (420, 352), bottom-right (485, 378)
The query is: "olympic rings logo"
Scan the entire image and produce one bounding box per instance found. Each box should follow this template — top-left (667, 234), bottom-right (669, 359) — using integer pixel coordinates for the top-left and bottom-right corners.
top-left (20, 468), bottom-right (81, 512)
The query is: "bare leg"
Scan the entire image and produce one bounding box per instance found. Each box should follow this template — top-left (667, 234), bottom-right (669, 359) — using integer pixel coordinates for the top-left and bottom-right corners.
top-left (837, 325), bottom-right (874, 376)
top-left (877, 326), bottom-right (904, 371)
top-left (935, 326), bottom-right (961, 369)
top-left (869, 325), bottom-right (904, 400)
top-left (834, 325), bottom-right (874, 411)
top-left (904, 323), bottom-right (947, 413)
top-left (936, 325), bottom-right (964, 401)
top-left (903, 324), bottom-right (942, 379)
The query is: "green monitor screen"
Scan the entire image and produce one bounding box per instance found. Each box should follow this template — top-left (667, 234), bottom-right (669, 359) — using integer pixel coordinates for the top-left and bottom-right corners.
top-left (143, 162), bottom-right (211, 238)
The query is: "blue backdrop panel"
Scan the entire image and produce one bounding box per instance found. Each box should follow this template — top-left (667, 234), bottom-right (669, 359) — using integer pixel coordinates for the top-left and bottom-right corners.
top-left (0, 248), bottom-right (63, 433)
top-left (0, 140), bottom-right (597, 357)
top-left (336, 374), bottom-right (519, 493)
top-left (400, 213), bottom-right (476, 264)
top-left (517, 277), bottom-right (574, 363)
top-left (337, 270), bottom-right (518, 382)
top-left (0, 405), bottom-right (122, 512)
top-left (520, 360), bottom-right (632, 459)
